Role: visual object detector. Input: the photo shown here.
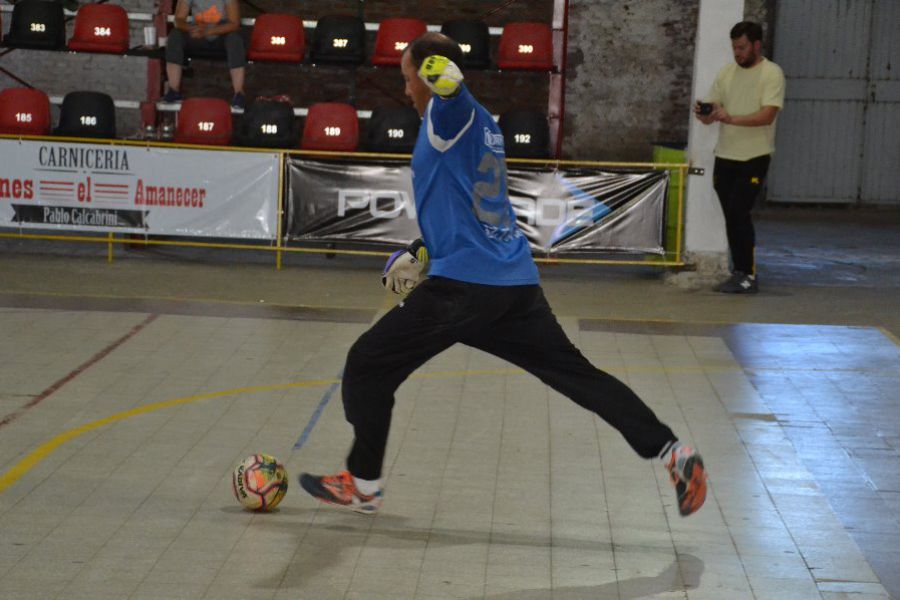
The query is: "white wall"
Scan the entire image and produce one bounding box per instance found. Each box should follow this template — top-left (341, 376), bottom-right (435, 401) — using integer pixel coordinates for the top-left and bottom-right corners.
top-left (684, 0), bottom-right (745, 266)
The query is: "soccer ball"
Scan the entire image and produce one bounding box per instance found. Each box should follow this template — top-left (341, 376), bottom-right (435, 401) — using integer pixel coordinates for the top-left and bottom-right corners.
top-left (232, 453), bottom-right (288, 511)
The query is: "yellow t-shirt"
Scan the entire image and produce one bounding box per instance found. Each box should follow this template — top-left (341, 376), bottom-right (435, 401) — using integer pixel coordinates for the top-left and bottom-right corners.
top-left (707, 57), bottom-right (785, 161)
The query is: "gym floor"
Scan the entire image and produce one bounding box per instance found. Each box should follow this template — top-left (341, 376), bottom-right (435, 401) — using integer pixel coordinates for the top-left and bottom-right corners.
top-left (0, 208), bottom-right (897, 599)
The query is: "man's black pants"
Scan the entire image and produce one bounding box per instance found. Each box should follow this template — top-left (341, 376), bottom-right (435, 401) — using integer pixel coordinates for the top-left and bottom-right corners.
top-left (343, 277), bottom-right (677, 480)
top-left (713, 155), bottom-right (771, 275)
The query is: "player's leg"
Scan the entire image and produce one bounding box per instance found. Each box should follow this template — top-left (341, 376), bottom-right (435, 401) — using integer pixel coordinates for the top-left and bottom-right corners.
top-left (299, 278), bottom-right (501, 513)
top-left (463, 286), bottom-right (707, 516)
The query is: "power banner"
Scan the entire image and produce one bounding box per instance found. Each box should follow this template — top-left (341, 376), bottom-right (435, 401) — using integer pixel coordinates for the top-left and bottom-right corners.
top-left (0, 139), bottom-right (280, 239)
top-left (287, 159), bottom-right (668, 254)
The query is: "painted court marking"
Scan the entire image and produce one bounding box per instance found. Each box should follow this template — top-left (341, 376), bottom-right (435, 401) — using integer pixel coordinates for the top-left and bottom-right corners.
top-left (0, 314), bottom-right (158, 429)
top-left (294, 369), bottom-right (343, 450)
top-left (0, 368), bottom-right (524, 495)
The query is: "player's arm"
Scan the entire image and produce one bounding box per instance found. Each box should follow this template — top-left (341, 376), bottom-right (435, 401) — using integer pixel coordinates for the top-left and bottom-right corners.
top-left (418, 56), bottom-right (474, 142)
top-left (173, 0), bottom-right (191, 31)
top-left (206, 0), bottom-right (241, 36)
top-left (713, 105), bottom-right (779, 127)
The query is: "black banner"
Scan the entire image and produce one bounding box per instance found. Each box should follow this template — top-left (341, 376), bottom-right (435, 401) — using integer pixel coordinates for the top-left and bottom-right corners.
top-left (286, 159), bottom-right (667, 255)
top-left (12, 205), bottom-right (148, 229)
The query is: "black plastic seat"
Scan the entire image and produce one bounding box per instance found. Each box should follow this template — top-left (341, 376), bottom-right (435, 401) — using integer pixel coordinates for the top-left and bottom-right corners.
top-left (2, 0), bottom-right (66, 50)
top-left (54, 91), bottom-right (117, 139)
top-left (440, 19), bottom-right (490, 69)
top-left (365, 106), bottom-right (420, 154)
top-left (310, 15), bottom-right (365, 65)
top-left (234, 98), bottom-right (297, 148)
top-left (498, 109), bottom-right (550, 159)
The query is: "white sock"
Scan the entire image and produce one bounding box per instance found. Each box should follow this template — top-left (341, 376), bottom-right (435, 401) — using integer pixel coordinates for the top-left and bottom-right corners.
top-left (352, 476), bottom-right (382, 496)
top-left (658, 440), bottom-right (682, 462)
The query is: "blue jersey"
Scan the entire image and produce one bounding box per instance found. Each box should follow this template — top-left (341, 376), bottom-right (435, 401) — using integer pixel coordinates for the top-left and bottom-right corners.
top-left (411, 85), bottom-right (539, 286)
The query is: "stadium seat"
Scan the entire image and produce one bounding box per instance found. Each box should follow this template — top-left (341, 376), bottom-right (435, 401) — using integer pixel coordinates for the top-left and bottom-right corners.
top-left (498, 109), bottom-right (550, 158)
top-left (365, 106), bottom-right (420, 153)
top-left (497, 22), bottom-right (553, 71)
top-left (301, 102), bottom-right (358, 152)
top-left (440, 19), bottom-right (491, 69)
top-left (248, 13), bottom-right (305, 63)
top-left (2, 0), bottom-right (66, 51)
top-left (175, 98), bottom-right (233, 145)
top-left (68, 3), bottom-right (130, 54)
top-left (234, 97), bottom-right (297, 148)
top-left (310, 15), bottom-right (365, 65)
top-left (0, 87), bottom-right (52, 135)
top-left (54, 91), bottom-right (116, 139)
top-left (371, 18), bottom-right (426, 66)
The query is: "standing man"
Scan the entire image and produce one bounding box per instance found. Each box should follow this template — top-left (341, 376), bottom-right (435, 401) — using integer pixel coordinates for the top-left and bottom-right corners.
top-left (696, 21), bottom-right (785, 294)
top-left (163, 0), bottom-right (247, 109)
top-left (300, 33), bottom-right (708, 518)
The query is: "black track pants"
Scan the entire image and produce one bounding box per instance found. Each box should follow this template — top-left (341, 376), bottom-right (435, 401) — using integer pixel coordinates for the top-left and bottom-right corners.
top-left (713, 154), bottom-right (771, 275)
top-left (342, 277), bottom-right (677, 480)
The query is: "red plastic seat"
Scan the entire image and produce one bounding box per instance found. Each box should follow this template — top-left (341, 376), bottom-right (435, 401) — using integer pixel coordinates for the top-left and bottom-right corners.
top-left (301, 103), bottom-right (358, 151)
top-left (248, 13), bottom-right (306, 63)
top-left (175, 98), bottom-right (233, 146)
top-left (497, 22), bottom-right (553, 71)
top-left (68, 3), bottom-right (130, 54)
top-left (0, 87), bottom-right (51, 135)
top-left (371, 18), bottom-right (427, 66)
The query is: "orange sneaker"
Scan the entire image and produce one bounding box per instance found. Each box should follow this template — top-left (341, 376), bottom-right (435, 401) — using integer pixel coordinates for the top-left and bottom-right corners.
top-left (298, 470), bottom-right (383, 515)
top-left (666, 445), bottom-right (708, 516)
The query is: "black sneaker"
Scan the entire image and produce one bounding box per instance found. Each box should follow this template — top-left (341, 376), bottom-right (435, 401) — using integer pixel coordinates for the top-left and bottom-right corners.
top-left (162, 88), bottom-right (183, 103)
top-left (715, 271), bottom-right (758, 294)
top-left (231, 92), bottom-right (246, 110)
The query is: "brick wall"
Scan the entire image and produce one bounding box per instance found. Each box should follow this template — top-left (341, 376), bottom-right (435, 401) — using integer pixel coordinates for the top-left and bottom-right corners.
top-left (0, 0), bottom-right (773, 159)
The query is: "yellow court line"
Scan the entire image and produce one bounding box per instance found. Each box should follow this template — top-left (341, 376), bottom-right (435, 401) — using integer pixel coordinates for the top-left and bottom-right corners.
top-left (0, 369), bottom-right (522, 496)
top-left (3, 351), bottom-right (896, 496)
top-left (877, 327), bottom-right (900, 347)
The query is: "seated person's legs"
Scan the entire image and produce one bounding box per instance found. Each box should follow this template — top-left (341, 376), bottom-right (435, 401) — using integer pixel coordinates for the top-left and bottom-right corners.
top-left (222, 31), bottom-right (247, 106)
top-left (164, 29), bottom-right (189, 101)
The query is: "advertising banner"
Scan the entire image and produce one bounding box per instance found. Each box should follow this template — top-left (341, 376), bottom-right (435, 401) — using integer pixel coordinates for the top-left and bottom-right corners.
top-left (0, 139), bottom-right (280, 239)
top-left (287, 159), bottom-right (667, 254)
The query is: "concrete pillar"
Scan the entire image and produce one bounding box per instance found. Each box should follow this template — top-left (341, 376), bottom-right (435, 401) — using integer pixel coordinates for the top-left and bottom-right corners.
top-left (677, 0), bottom-right (745, 284)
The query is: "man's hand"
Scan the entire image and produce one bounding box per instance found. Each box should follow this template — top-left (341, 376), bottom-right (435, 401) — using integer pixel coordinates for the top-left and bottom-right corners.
top-left (711, 105), bottom-right (732, 124)
top-left (418, 55), bottom-right (464, 97)
top-left (694, 101), bottom-right (718, 125)
top-left (382, 239), bottom-right (429, 295)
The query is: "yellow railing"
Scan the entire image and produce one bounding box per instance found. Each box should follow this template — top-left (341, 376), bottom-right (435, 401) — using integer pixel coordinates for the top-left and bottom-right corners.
top-left (0, 134), bottom-right (688, 269)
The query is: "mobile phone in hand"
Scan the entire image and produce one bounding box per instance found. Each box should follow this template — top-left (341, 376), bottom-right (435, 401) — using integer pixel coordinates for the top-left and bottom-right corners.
top-left (698, 102), bottom-right (714, 116)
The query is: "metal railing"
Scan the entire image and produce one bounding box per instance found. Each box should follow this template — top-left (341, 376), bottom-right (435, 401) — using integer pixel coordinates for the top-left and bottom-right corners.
top-left (0, 133), bottom-right (687, 269)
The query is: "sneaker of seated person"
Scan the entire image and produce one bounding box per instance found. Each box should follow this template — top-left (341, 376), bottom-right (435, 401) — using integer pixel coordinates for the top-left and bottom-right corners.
top-left (231, 92), bottom-right (246, 110)
top-left (162, 88), bottom-right (183, 104)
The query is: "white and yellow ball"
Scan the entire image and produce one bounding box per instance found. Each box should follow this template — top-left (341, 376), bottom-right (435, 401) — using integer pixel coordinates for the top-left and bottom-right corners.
top-left (231, 454), bottom-right (288, 511)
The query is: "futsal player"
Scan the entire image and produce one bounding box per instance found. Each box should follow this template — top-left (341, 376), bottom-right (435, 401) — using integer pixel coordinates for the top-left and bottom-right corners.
top-left (299, 33), bottom-right (708, 518)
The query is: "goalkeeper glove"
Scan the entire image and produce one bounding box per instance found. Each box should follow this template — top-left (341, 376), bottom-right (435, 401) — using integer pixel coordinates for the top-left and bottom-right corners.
top-left (382, 239), bottom-right (429, 295)
top-left (418, 55), bottom-right (464, 98)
